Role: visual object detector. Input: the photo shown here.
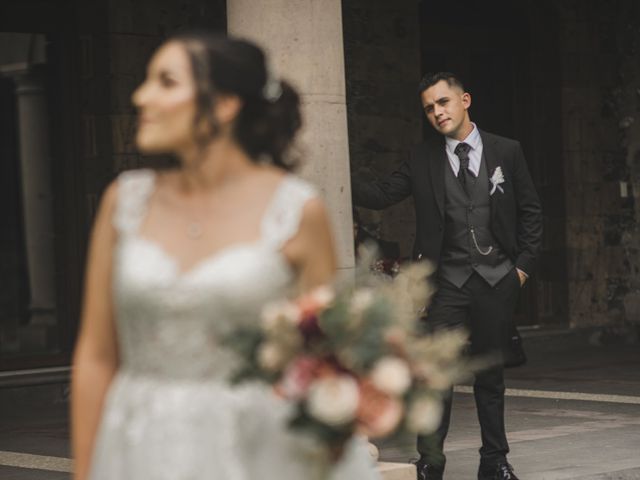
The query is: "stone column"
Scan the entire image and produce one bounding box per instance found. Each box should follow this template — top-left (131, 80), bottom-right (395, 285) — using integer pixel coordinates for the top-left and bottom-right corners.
top-left (227, 5), bottom-right (416, 478)
top-left (13, 69), bottom-right (57, 325)
top-left (227, 0), bottom-right (355, 273)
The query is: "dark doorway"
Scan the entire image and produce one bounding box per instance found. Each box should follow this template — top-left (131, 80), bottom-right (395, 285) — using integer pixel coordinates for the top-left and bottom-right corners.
top-left (0, 0), bottom-right (229, 371)
top-left (0, 0), bottom-right (84, 370)
top-left (419, 0), bottom-right (567, 326)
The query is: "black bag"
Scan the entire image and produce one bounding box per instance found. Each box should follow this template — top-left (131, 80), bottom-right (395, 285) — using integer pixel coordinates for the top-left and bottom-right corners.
top-left (504, 323), bottom-right (527, 368)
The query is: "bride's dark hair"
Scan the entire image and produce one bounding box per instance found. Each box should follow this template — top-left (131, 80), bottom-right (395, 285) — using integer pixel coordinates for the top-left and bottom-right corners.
top-left (171, 32), bottom-right (301, 171)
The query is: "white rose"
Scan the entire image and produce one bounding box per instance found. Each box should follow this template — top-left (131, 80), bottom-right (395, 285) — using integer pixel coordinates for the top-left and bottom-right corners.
top-left (261, 301), bottom-right (300, 333)
top-left (406, 396), bottom-right (443, 434)
top-left (307, 375), bottom-right (360, 426)
top-left (310, 285), bottom-right (335, 308)
top-left (350, 288), bottom-right (374, 315)
top-left (257, 342), bottom-right (286, 372)
top-left (371, 356), bottom-right (412, 396)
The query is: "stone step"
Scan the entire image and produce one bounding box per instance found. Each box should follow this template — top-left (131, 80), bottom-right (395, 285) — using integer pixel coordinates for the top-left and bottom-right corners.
top-left (378, 462), bottom-right (416, 480)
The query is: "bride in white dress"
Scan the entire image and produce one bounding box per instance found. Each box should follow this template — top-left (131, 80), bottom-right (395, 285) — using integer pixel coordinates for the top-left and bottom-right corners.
top-left (71, 33), bottom-right (379, 480)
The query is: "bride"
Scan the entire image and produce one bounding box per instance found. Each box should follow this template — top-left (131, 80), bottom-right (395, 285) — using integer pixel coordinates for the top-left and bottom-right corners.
top-left (71, 33), bottom-right (379, 480)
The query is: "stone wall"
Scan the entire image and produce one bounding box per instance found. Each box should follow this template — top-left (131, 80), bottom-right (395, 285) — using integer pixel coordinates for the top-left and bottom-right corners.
top-left (524, 2), bottom-right (567, 326)
top-left (557, 0), bottom-right (640, 328)
top-left (620, 2), bottom-right (640, 328)
top-left (343, 0), bottom-right (422, 258)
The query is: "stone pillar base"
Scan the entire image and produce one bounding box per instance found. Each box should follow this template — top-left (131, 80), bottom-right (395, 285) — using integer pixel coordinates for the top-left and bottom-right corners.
top-left (17, 323), bottom-right (58, 352)
top-left (28, 307), bottom-right (56, 326)
top-left (378, 462), bottom-right (417, 480)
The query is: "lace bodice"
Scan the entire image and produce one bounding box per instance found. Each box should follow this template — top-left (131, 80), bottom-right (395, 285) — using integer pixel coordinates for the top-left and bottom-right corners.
top-left (90, 169), bottom-right (378, 480)
top-left (111, 169), bottom-right (317, 380)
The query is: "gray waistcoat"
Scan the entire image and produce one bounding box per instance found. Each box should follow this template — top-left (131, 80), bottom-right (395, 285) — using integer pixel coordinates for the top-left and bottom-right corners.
top-left (439, 155), bottom-right (513, 287)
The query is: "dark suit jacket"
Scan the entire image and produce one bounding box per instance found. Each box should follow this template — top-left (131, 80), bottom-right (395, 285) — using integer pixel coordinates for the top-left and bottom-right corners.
top-left (352, 130), bottom-right (543, 275)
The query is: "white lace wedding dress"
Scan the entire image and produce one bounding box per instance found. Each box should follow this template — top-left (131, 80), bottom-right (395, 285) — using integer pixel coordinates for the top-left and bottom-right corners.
top-left (88, 169), bottom-right (379, 480)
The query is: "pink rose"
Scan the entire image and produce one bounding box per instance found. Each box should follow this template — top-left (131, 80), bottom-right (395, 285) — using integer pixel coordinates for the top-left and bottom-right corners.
top-left (296, 286), bottom-right (335, 317)
top-left (356, 381), bottom-right (404, 438)
top-left (296, 288), bottom-right (334, 343)
top-left (277, 356), bottom-right (321, 400)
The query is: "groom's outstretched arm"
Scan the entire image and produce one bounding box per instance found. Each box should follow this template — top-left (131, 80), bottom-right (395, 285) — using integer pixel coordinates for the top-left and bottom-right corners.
top-left (513, 143), bottom-right (543, 276)
top-left (351, 160), bottom-right (412, 210)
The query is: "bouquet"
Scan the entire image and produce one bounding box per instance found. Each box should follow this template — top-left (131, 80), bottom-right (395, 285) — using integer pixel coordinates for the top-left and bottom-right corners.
top-left (223, 249), bottom-right (470, 457)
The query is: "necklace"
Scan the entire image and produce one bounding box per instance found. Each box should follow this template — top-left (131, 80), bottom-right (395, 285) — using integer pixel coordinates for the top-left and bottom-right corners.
top-left (186, 221), bottom-right (204, 239)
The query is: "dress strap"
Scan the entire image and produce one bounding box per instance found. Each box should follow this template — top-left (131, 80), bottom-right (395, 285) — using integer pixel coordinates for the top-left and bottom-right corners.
top-left (261, 175), bottom-right (318, 250)
top-left (112, 169), bottom-right (156, 235)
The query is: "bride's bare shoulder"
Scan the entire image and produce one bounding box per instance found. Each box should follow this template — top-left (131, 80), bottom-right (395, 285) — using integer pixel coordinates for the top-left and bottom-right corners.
top-left (256, 164), bottom-right (288, 184)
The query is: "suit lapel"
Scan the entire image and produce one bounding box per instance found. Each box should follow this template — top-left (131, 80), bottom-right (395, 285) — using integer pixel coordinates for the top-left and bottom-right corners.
top-left (428, 139), bottom-right (446, 218)
top-left (480, 130), bottom-right (501, 223)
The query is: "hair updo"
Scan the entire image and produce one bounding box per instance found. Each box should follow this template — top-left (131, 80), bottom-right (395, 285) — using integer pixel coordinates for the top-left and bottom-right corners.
top-left (171, 32), bottom-right (301, 171)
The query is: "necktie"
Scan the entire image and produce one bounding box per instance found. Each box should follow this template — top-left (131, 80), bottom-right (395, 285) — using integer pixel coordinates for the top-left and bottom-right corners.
top-left (454, 142), bottom-right (473, 193)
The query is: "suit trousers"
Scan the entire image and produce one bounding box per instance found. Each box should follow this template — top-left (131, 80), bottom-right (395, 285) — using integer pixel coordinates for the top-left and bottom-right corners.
top-left (417, 268), bottom-right (521, 471)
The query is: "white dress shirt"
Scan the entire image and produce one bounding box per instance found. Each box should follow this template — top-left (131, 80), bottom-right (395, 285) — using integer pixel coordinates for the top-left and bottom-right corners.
top-left (445, 123), bottom-right (483, 177)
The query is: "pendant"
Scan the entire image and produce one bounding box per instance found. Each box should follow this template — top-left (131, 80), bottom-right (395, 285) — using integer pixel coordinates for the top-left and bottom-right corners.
top-left (187, 222), bottom-right (203, 239)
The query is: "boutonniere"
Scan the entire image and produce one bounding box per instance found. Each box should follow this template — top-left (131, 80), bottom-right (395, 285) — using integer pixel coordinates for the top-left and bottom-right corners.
top-left (489, 166), bottom-right (505, 195)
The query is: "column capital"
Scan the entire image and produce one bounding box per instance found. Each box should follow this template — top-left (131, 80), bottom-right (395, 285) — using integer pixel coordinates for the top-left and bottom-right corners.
top-left (0, 64), bottom-right (46, 96)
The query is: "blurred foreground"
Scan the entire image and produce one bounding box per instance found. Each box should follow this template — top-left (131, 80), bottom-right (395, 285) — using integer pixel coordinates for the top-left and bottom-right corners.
top-left (1, 327), bottom-right (639, 480)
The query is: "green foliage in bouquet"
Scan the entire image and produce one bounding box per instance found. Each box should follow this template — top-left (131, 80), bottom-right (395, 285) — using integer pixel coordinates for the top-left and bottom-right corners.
top-left (223, 326), bottom-right (278, 384)
top-left (319, 293), bottom-right (393, 373)
top-left (223, 245), bottom-right (475, 455)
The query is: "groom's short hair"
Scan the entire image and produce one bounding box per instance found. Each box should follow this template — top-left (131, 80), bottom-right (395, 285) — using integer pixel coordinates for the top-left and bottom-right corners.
top-left (418, 72), bottom-right (465, 96)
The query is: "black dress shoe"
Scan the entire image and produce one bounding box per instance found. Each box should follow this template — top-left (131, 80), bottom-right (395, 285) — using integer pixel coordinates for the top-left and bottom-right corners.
top-left (478, 462), bottom-right (520, 480)
top-left (412, 458), bottom-right (443, 480)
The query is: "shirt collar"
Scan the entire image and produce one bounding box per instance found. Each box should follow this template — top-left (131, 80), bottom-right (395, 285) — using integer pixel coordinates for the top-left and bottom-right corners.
top-left (445, 123), bottom-right (481, 153)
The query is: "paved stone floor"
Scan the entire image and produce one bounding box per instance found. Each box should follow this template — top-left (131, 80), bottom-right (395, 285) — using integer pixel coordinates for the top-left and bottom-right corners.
top-left (1, 328), bottom-right (639, 479)
top-left (377, 329), bottom-right (640, 479)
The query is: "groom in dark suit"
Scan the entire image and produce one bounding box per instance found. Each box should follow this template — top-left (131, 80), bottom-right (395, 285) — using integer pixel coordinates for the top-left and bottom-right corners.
top-left (352, 72), bottom-right (542, 480)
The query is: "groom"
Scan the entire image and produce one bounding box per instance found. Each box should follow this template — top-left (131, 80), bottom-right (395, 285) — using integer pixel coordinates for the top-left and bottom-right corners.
top-left (352, 72), bottom-right (542, 480)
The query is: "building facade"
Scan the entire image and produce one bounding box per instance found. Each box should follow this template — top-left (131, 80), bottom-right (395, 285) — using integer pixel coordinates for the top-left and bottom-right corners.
top-left (1, 0), bottom-right (639, 371)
